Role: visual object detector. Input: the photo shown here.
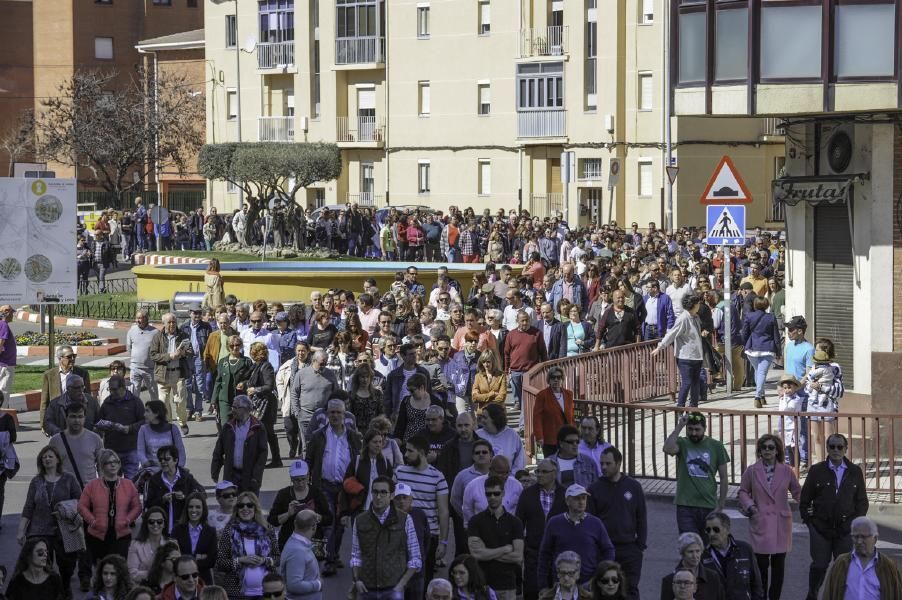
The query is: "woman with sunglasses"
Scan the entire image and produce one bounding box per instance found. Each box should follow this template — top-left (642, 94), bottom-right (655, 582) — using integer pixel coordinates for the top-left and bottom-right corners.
top-left (589, 561), bottom-right (629, 600)
top-left (5, 539), bottom-right (64, 600)
top-left (139, 540), bottom-right (181, 595)
top-left (215, 491), bottom-right (280, 600)
top-left (449, 554), bottom-right (497, 600)
top-left (172, 492), bottom-right (218, 585)
top-left (737, 435), bottom-right (800, 600)
top-left (211, 334), bottom-right (253, 426)
top-left (128, 506), bottom-right (171, 582)
top-left (90, 554), bottom-right (132, 600)
top-left (79, 449), bottom-right (142, 563)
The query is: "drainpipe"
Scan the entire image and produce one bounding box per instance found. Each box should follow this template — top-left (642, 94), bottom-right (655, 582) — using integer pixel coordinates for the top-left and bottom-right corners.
top-left (662, 0), bottom-right (673, 232)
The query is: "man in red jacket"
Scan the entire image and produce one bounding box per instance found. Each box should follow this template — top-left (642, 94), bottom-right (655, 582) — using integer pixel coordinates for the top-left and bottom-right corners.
top-left (503, 311), bottom-right (548, 431)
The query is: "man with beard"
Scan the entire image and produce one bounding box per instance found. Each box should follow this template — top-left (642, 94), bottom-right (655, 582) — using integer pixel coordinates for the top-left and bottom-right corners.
top-left (594, 290), bottom-right (641, 350)
top-left (467, 476), bottom-right (524, 600)
top-left (663, 413), bottom-right (730, 545)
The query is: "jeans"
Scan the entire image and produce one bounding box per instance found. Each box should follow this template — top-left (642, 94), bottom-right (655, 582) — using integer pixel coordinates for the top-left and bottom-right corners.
top-left (446, 248), bottom-right (460, 263)
top-left (798, 392), bottom-right (810, 463)
top-left (807, 525), bottom-right (851, 600)
top-left (510, 370), bottom-right (525, 428)
top-left (321, 480), bottom-right (345, 564)
top-left (676, 359), bottom-right (703, 407)
top-left (747, 354), bottom-right (774, 399)
top-left (614, 542), bottom-right (644, 600)
top-left (361, 591), bottom-right (404, 600)
top-left (756, 552), bottom-right (787, 600)
top-left (676, 505), bottom-right (713, 545)
top-left (116, 449), bottom-right (140, 480)
top-left (186, 356), bottom-right (206, 415)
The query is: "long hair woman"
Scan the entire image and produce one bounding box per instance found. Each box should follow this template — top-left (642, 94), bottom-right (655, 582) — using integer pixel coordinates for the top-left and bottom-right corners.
top-left (5, 538), bottom-right (64, 600)
top-left (449, 554), bottom-right (497, 600)
top-left (215, 491), bottom-right (279, 599)
top-left (91, 554), bottom-right (132, 600)
top-left (203, 258), bottom-right (225, 309)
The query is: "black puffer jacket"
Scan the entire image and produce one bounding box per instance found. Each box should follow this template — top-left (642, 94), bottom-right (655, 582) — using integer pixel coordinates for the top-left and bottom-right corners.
top-left (701, 537), bottom-right (764, 600)
top-left (799, 457), bottom-right (868, 539)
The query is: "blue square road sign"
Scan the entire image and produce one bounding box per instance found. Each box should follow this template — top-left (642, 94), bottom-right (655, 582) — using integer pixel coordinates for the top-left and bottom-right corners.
top-left (706, 205), bottom-right (746, 246)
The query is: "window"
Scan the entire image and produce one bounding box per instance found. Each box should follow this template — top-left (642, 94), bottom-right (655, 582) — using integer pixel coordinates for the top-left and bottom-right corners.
top-left (227, 180), bottom-right (239, 194)
top-left (336, 0), bottom-right (380, 39)
top-left (715, 8), bottom-right (748, 81)
top-left (478, 160), bottom-right (491, 195)
top-left (641, 0), bottom-right (654, 24)
top-left (835, 3), bottom-right (895, 78)
top-left (418, 161), bottom-right (431, 194)
top-left (678, 11), bottom-right (705, 83)
top-left (418, 81), bottom-right (430, 116)
top-left (227, 89), bottom-right (238, 120)
top-left (580, 158), bottom-right (602, 181)
top-left (516, 62), bottom-right (564, 110)
top-left (638, 160), bottom-right (653, 197)
top-left (585, 18), bottom-right (597, 110)
top-left (225, 15), bottom-right (237, 49)
top-left (761, 5), bottom-right (821, 79)
top-left (477, 83), bottom-right (491, 115)
top-left (260, 0), bottom-right (295, 44)
top-left (417, 5), bottom-right (430, 38)
top-left (94, 37), bottom-right (113, 60)
top-left (478, 0), bottom-right (491, 35)
top-left (638, 72), bottom-right (652, 110)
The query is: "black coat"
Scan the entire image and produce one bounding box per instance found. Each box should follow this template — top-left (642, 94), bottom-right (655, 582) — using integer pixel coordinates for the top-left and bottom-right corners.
top-left (171, 521), bottom-right (218, 584)
top-left (246, 359), bottom-right (277, 424)
top-left (211, 417), bottom-right (268, 492)
top-left (799, 457), bottom-right (868, 539)
top-left (305, 426), bottom-right (362, 488)
top-left (144, 466), bottom-right (204, 534)
top-left (661, 565), bottom-right (725, 600)
top-left (435, 433), bottom-right (483, 486)
top-left (515, 483), bottom-right (567, 551)
top-left (534, 319), bottom-right (567, 360)
top-left (267, 484), bottom-right (333, 550)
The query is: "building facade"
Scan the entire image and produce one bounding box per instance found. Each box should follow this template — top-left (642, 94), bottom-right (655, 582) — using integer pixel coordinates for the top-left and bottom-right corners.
top-left (204, 0), bottom-right (782, 228)
top-left (670, 0), bottom-right (902, 407)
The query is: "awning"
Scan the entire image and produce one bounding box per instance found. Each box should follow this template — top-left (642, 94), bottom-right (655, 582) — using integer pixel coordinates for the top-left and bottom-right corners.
top-left (772, 174), bottom-right (866, 207)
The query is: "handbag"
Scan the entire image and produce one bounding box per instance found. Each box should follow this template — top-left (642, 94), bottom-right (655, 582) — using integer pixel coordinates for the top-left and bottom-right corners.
top-left (251, 394), bottom-right (269, 420)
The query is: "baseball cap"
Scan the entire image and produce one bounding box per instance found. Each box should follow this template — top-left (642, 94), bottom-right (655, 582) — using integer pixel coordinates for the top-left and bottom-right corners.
top-left (188, 303), bottom-right (203, 313)
top-left (275, 311), bottom-right (289, 322)
top-left (394, 483), bottom-right (413, 497)
top-left (565, 484), bottom-right (588, 498)
top-left (215, 480), bottom-right (237, 492)
top-left (289, 460), bottom-right (309, 478)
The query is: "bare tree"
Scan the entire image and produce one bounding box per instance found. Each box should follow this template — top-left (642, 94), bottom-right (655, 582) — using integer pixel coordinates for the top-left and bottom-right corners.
top-left (0, 109), bottom-right (36, 177)
top-left (37, 69), bottom-right (204, 205)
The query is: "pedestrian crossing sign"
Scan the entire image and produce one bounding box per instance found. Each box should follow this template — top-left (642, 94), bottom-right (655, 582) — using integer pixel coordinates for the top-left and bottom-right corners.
top-left (706, 205), bottom-right (746, 246)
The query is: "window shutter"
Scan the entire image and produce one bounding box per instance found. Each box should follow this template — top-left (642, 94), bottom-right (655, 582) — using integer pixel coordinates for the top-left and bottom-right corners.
top-left (480, 161), bottom-right (491, 194)
top-left (640, 73), bottom-right (653, 110)
top-left (639, 161), bottom-right (653, 196)
top-left (358, 89), bottom-right (376, 109)
top-left (421, 83), bottom-right (430, 114)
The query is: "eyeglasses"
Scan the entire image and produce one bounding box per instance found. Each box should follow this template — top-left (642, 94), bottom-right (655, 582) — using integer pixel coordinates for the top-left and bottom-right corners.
top-left (704, 526), bottom-right (722, 533)
top-left (558, 570), bottom-right (579, 577)
top-left (760, 444), bottom-right (776, 451)
top-left (147, 519), bottom-right (165, 525)
top-left (290, 477), bottom-right (308, 483)
top-left (61, 354), bottom-right (74, 359)
top-left (828, 444), bottom-right (846, 451)
top-left (485, 491), bottom-right (503, 497)
top-left (536, 469), bottom-right (556, 474)
top-left (177, 572), bottom-right (200, 581)
top-left (599, 577), bottom-right (620, 585)
top-left (237, 503), bottom-right (256, 509)
top-left (229, 344), bottom-right (242, 348)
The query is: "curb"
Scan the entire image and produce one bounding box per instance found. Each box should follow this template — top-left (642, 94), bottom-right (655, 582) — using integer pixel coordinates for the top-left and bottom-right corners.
top-left (132, 254), bottom-right (210, 266)
top-left (16, 310), bottom-right (135, 331)
top-left (9, 380), bottom-right (102, 413)
top-left (14, 337), bottom-right (125, 357)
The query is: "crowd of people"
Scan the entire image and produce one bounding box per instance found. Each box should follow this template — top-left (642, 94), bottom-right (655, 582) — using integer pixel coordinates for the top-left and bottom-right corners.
top-left (2, 205), bottom-right (893, 600)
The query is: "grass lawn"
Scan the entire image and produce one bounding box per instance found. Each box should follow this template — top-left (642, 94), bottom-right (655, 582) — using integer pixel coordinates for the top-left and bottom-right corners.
top-left (13, 365), bottom-right (110, 394)
top-left (145, 250), bottom-right (373, 263)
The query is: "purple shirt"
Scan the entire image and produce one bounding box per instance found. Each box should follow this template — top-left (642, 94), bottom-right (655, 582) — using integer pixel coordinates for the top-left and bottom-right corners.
top-left (0, 321), bottom-right (15, 367)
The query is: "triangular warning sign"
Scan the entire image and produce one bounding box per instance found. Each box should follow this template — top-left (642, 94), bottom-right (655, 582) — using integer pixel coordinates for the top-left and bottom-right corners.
top-left (700, 156), bottom-right (753, 205)
top-left (708, 207), bottom-right (743, 240)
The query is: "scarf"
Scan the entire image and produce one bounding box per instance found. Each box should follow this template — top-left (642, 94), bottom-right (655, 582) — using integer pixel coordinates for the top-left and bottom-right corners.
top-left (229, 519), bottom-right (271, 566)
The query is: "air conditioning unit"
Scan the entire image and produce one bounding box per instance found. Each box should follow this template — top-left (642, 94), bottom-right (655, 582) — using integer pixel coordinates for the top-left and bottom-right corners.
top-left (819, 122), bottom-right (871, 176)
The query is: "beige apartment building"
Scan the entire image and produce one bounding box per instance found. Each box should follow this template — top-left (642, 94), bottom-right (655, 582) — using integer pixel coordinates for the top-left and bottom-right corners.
top-left (204, 0), bottom-right (782, 228)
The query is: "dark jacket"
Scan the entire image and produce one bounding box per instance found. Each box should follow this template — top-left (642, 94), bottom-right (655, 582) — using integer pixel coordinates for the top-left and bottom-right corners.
top-left (267, 484), bottom-right (333, 550)
top-left (435, 433), bottom-right (483, 486)
top-left (642, 293), bottom-right (676, 340)
top-left (799, 457), bottom-right (868, 539)
top-left (246, 359), bottom-right (277, 424)
top-left (144, 466), bottom-right (204, 534)
top-left (345, 453), bottom-right (392, 507)
top-left (305, 425), bottom-right (362, 488)
top-left (383, 364), bottom-right (433, 418)
top-left (211, 416), bottom-right (269, 492)
top-left (595, 306), bottom-right (641, 348)
top-left (96, 390), bottom-right (145, 452)
top-left (660, 565), bottom-right (725, 600)
top-left (40, 365), bottom-right (92, 428)
top-left (179, 321), bottom-right (213, 362)
top-left (701, 537), bottom-right (764, 600)
top-left (171, 521), bottom-right (218, 584)
top-left (515, 483), bottom-right (566, 552)
top-left (534, 319), bottom-right (566, 360)
top-left (741, 310), bottom-right (781, 355)
top-left (44, 393), bottom-right (100, 436)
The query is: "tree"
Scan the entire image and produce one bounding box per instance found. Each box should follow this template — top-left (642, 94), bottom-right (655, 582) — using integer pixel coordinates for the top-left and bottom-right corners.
top-left (197, 142), bottom-right (342, 234)
top-left (0, 109), bottom-right (36, 177)
top-left (37, 69), bottom-right (204, 205)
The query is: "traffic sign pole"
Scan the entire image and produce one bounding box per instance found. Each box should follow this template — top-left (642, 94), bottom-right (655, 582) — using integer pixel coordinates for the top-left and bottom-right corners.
top-left (723, 243), bottom-right (733, 394)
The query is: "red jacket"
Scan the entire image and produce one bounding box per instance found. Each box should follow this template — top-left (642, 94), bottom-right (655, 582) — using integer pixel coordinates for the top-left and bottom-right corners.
top-left (78, 477), bottom-right (143, 540)
top-left (533, 387), bottom-right (574, 444)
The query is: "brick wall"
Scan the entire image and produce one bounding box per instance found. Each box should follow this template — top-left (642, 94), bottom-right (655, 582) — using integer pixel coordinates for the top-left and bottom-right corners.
top-left (894, 124), bottom-right (902, 351)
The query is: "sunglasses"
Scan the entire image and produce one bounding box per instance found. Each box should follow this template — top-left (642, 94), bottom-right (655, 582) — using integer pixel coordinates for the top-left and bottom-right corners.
top-left (704, 526), bottom-right (722, 533)
top-left (558, 570), bottom-right (579, 577)
top-left (237, 502), bottom-right (256, 510)
top-left (177, 572), bottom-right (200, 581)
top-left (219, 492), bottom-right (237, 499)
top-left (563, 438), bottom-right (580, 445)
top-left (147, 519), bottom-right (165, 525)
top-left (262, 590), bottom-right (286, 599)
top-left (760, 444), bottom-right (776, 451)
top-left (485, 491), bottom-right (503, 497)
top-left (828, 444), bottom-right (846, 451)
top-left (599, 577), bottom-right (620, 585)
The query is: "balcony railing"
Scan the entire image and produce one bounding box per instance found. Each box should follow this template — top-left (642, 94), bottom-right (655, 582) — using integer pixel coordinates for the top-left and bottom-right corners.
top-left (336, 116), bottom-right (385, 143)
top-left (529, 192), bottom-right (564, 220)
top-left (520, 25), bottom-right (568, 58)
top-left (346, 192), bottom-right (383, 207)
top-left (335, 36), bottom-right (385, 65)
top-left (257, 116), bottom-right (295, 142)
top-left (760, 117), bottom-right (784, 138)
top-left (517, 109), bottom-right (566, 138)
top-left (257, 41), bottom-right (295, 69)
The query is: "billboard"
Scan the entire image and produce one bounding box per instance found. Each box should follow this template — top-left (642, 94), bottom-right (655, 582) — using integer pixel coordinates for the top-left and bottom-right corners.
top-left (0, 178), bottom-right (77, 304)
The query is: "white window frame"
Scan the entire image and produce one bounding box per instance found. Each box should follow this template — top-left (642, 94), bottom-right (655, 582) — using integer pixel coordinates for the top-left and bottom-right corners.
top-left (225, 14), bottom-right (237, 48)
top-left (579, 158), bottom-right (602, 181)
top-left (94, 37), bottom-right (114, 60)
top-left (418, 160), bottom-right (431, 194)
top-left (477, 82), bottom-right (491, 115)
top-left (478, 0), bottom-right (491, 35)
top-left (638, 72), bottom-right (653, 111)
top-left (478, 159), bottom-right (491, 195)
top-left (417, 4), bottom-right (430, 39)
top-left (226, 89), bottom-right (238, 120)
top-left (641, 0), bottom-right (654, 24)
top-left (638, 159), bottom-right (653, 197)
top-left (418, 81), bottom-right (431, 117)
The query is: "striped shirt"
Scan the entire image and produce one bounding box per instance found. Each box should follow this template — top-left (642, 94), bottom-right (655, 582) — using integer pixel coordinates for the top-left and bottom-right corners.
top-left (395, 464), bottom-right (449, 535)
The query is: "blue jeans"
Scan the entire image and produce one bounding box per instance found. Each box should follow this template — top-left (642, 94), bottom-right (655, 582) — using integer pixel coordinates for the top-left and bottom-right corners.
top-left (676, 504), bottom-right (713, 545)
top-left (186, 356), bottom-right (206, 414)
top-left (798, 392), bottom-right (810, 463)
top-left (676, 359), bottom-right (703, 407)
top-left (321, 480), bottom-right (345, 564)
top-left (361, 591), bottom-right (404, 600)
top-left (747, 354), bottom-right (774, 398)
top-left (510, 370), bottom-right (525, 428)
top-left (118, 449), bottom-right (140, 480)
top-left (446, 248), bottom-right (460, 263)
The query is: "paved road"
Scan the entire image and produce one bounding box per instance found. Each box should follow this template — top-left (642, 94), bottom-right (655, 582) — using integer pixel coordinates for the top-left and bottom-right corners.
top-left (5, 408), bottom-right (902, 599)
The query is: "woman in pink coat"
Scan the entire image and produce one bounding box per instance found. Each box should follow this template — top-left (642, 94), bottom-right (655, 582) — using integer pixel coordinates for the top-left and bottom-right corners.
top-left (738, 434), bottom-right (801, 600)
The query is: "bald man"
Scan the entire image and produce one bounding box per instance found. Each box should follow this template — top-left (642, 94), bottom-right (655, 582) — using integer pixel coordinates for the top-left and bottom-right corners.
top-left (461, 455), bottom-right (523, 526)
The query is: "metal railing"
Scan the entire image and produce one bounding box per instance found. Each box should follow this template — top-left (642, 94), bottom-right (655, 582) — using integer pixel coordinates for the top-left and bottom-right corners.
top-left (167, 190), bottom-right (205, 214)
top-left (81, 278), bottom-right (137, 296)
top-left (257, 41), bottom-right (295, 69)
top-left (258, 116), bottom-right (295, 142)
top-left (336, 116), bottom-right (385, 143)
top-left (520, 26), bottom-right (568, 57)
top-left (760, 117), bottom-right (784, 137)
top-left (528, 193), bottom-right (565, 220)
top-left (335, 36), bottom-right (385, 65)
top-left (345, 192), bottom-right (383, 207)
top-left (33, 299), bottom-right (162, 322)
top-left (517, 109), bottom-right (566, 138)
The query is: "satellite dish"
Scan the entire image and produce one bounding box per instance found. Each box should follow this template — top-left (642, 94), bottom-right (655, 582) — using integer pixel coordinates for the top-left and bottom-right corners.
top-left (244, 37), bottom-right (257, 53)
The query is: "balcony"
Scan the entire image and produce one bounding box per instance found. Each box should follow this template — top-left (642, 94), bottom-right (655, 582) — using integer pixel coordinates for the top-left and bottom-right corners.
top-left (257, 41), bottom-right (295, 70)
top-left (517, 109), bottom-right (566, 139)
top-left (257, 116), bottom-right (295, 142)
top-left (759, 117), bottom-right (785, 141)
top-left (520, 26), bottom-right (568, 58)
top-left (346, 192), bottom-right (383, 207)
top-left (336, 116), bottom-right (385, 147)
top-left (335, 36), bottom-right (385, 67)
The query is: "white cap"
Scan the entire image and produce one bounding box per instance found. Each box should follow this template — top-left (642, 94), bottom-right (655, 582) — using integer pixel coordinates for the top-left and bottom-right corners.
top-left (394, 483), bottom-right (413, 497)
top-left (565, 483), bottom-right (588, 498)
top-left (289, 460), bottom-right (310, 478)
